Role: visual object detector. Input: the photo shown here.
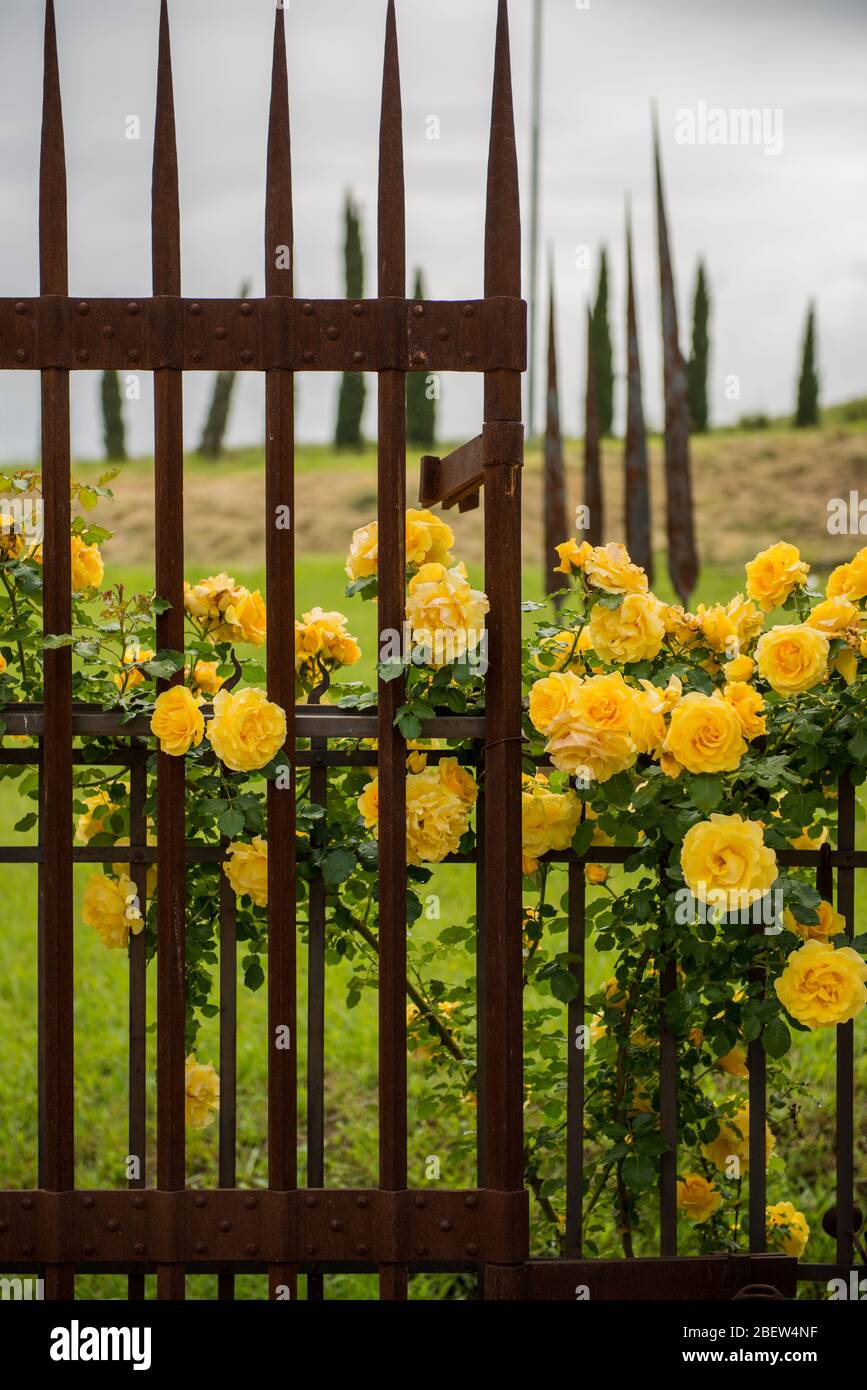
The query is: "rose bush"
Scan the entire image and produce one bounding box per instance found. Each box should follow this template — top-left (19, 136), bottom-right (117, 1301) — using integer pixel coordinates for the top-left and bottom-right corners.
top-left (1, 464), bottom-right (865, 1267)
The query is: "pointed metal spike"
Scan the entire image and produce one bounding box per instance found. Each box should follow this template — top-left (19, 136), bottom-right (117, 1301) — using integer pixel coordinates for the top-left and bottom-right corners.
top-left (378, 0), bottom-right (405, 297)
top-left (624, 196), bottom-right (653, 581)
top-left (40, 0), bottom-right (67, 295)
top-left (584, 301), bottom-right (602, 544)
top-left (266, 4), bottom-right (293, 295)
top-left (152, 0), bottom-right (180, 296)
top-left (485, 0), bottom-right (520, 299)
top-left (543, 259), bottom-right (567, 605)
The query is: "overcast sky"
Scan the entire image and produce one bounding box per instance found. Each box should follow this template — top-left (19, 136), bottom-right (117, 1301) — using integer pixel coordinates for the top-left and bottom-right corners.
top-left (0, 0), bottom-right (865, 460)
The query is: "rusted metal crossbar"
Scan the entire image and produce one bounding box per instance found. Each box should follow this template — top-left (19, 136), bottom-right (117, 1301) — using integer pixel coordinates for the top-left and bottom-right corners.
top-left (0, 0), bottom-right (859, 1302)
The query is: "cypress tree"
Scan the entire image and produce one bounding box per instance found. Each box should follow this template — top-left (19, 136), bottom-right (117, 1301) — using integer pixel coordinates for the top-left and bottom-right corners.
top-left (795, 302), bottom-right (820, 427)
top-left (407, 268), bottom-right (437, 447)
top-left (199, 280), bottom-right (251, 459)
top-left (335, 193), bottom-right (366, 449)
top-left (100, 370), bottom-right (126, 461)
top-left (687, 260), bottom-right (711, 433)
top-left (590, 248), bottom-right (614, 436)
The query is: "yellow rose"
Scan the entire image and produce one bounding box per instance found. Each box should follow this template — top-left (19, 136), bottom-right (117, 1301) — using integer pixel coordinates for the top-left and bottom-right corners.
top-left (224, 837), bottom-right (269, 907)
top-left (826, 546), bottom-right (867, 602)
top-left (521, 773), bottom-right (582, 874)
top-left (717, 1046), bottom-right (749, 1078)
top-left (782, 897), bottom-right (845, 943)
top-left (774, 938), bottom-right (867, 1028)
top-left (150, 686), bottom-right (205, 757)
top-left (184, 572), bottom-right (238, 623)
top-left (0, 510), bottom-right (25, 561)
top-left (358, 776), bottom-right (379, 829)
top-left (664, 691), bottom-right (745, 774)
top-left (723, 681), bottom-right (766, 739)
top-left (295, 607), bottom-right (361, 674)
top-left (724, 655), bottom-right (755, 682)
top-left (70, 534), bottom-right (104, 591)
top-left (572, 671), bottom-right (635, 732)
top-left (664, 604), bottom-right (701, 648)
top-left (438, 756), bottom-right (478, 806)
top-left (681, 813), bottom-right (777, 911)
top-left (185, 1055), bottom-right (220, 1129)
top-left (207, 687), bottom-right (287, 773)
top-left (583, 542), bottom-right (648, 595)
top-left (405, 563), bottom-right (489, 668)
top-left (528, 671), bottom-right (584, 735)
top-left (225, 589), bottom-right (267, 647)
top-left (588, 592), bottom-right (665, 664)
top-left (787, 820), bottom-right (828, 852)
top-left (677, 1174), bottom-right (723, 1223)
top-left (701, 1103), bottom-right (775, 1174)
top-left (77, 790), bottom-right (119, 842)
top-left (113, 645), bottom-right (154, 692)
top-left (0, 651), bottom-right (7, 676)
top-left (756, 624), bottom-right (829, 696)
top-left (554, 538), bottom-right (593, 574)
top-left (533, 627), bottom-right (593, 673)
top-left (585, 863), bottom-right (609, 885)
top-left (745, 541), bottom-right (809, 612)
top-left (405, 508), bottom-right (455, 568)
top-left (544, 713), bottom-right (636, 783)
top-left (766, 1201), bottom-right (809, 1259)
top-left (345, 522), bottom-right (379, 582)
top-left (833, 646), bottom-right (859, 686)
top-left (83, 871), bottom-right (143, 950)
top-left (192, 659), bottom-right (224, 696)
top-left (629, 676), bottom-right (681, 757)
top-left (807, 595), bottom-right (860, 638)
top-left (358, 761), bottom-right (477, 867)
top-left (696, 595), bottom-right (764, 657)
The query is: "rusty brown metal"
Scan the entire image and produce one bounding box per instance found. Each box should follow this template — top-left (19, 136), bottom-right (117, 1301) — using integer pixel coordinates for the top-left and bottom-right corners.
top-left (526, 1255), bottom-right (798, 1301)
top-left (624, 200), bottom-right (653, 581)
top-left (583, 304), bottom-right (603, 545)
top-left (835, 773), bottom-right (856, 1268)
top-left (419, 434), bottom-right (484, 511)
top-left (0, 296), bottom-right (524, 374)
top-left (128, 748), bottom-right (148, 1301)
top-left (543, 267), bottom-right (569, 603)
top-left (38, 0), bottom-right (75, 1303)
top-left (565, 864), bottom-right (585, 1257)
top-left (653, 110), bottom-right (698, 606)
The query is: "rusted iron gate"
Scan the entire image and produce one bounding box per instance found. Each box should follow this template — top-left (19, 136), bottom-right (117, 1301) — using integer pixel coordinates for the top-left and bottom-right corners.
top-left (0, 0), bottom-right (859, 1302)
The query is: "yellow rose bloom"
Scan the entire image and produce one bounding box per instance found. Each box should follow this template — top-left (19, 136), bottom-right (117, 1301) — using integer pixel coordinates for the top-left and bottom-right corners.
top-left (405, 563), bottom-right (489, 668)
top-left (774, 939), bottom-right (867, 1029)
top-left (113, 645), bottom-right (154, 692)
top-left (207, 686), bottom-right (287, 773)
top-left (544, 712), bottom-right (636, 783)
top-left (756, 624), bottom-right (829, 696)
top-left (70, 534), bottom-right (104, 591)
top-left (787, 820), bottom-right (828, 852)
top-left (807, 596), bottom-right (860, 639)
top-left (83, 871), bottom-right (143, 950)
top-left (723, 681), bottom-right (766, 739)
top-left (185, 1055), bottom-right (220, 1129)
top-left (585, 863), bottom-right (608, 885)
top-left (554, 538), bottom-right (593, 574)
top-left (572, 671), bottom-right (635, 732)
top-left (295, 607), bottom-right (361, 674)
top-left (0, 651), bottom-right (7, 676)
top-left (681, 813), bottom-right (777, 910)
top-left (588, 592), bottom-right (665, 664)
top-left (745, 541), bottom-right (809, 612)
top-left (766, 1201), bottom-right (809, 1259)
top-left (717, 1046), bottom-right (749, 1078)
top-left (533, 627), bottom-right (593, 673)
top-left (782, 898), bottom-right (845, 943)
top-left (358, 760), bottom-right (477, 867)
top-left (225, 588), bottom-right (267, 647)
top-left (521, 773), bottom-right (582, 874)
top-left (77, 789), bottom-right (119, 843)
top-left (150, 686), bottom-right (205, 757)
top-left (583, 542), bottom-right (648, 595)
top-left (345, 522), bottom-right (379, 582)
top-left (184, 572), bottom-right (239, 624)
top-left (696, 594), bottom-right (764, 657)
top-left (357, 776), bottom-right (379, 830)
top-left (724, 655), bottom-right (755, 682)
top-left (405, 508), bottom-right (455, 568)
top-left (833, 646), bottom-right (859, 686)
top-left (826, 546), bottom-right (867, 602)
top-left (224, 837), bottom-right (269, 908)
top-left (677, 1174), bottom-right (723, 1223)
top-left (192, 659), bottom-right (224, 696)
top-left (701, 1103), bottom-right (775, 1174)
top-left (528, 671), bottom-right (584, 735)
top-left (664, 691), bottom-right (745, 774)
top-left (664, 604), bottom-right (701, 648)
top-left (629, 676), bottom-right (681, 757)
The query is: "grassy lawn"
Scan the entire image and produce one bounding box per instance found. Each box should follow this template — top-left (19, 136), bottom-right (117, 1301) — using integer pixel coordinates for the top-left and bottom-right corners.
top-left (1, 437), bottom-right (865, 1298)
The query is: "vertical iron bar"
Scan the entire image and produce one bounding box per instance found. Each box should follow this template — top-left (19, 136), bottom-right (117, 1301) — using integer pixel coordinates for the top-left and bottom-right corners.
top-left (565, 862), bottom-right (585, 1257)
top-left (482, 0), bottom-right (525, 1297)
top-left (475, 790), bottom-right (487, 1190)
top-left (376, 0), bottom-right (408, 1302)
top-left (659, 956), bottom-right (677, 1254)
top-left (128, 747), bottom-right (148, 1301)
top-left (152, 0), bottom-right (186, 1301)
top-left (306, 738), bottom-right (327, 1302)
top-left (836, 773), bottom-right (855, 1268)
top-left (217, 856), bottom-right (237, 1301)
top-left (39, 0), bottom-right (75, 1301)
top-left (265, 2), bottom-right (298, 1303)
top-left (747, 922), bottom-right (767, 1250)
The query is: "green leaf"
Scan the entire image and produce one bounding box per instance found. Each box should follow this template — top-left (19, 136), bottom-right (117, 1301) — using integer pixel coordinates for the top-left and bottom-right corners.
top-left (322, 847), bottom-right (357, 886)
top-left (218, 807), bottom-right (245, 839)
top-left (14, 811), bottom-right (38, 833)
top-left (571, 822), bottom-right (595, 858)
top-left (689, 773), bottom-right (723, 813)
top-left (377, 660), bottom-right (405, 684)
top-left (762, 1017), bottom-right (791, 1059)
top-left (848, 728), bottom-right (867, 762)
top-left (621, 1153), bottom-right (656, 1188)
top-left (151, 596), bottom-right (172, 615)
top-left (43, 632), bottom-right (74, 649)
top-left (396, 712), bottom-right (422, 740)
top-left (549, 969), bottom-right (580, 1003)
